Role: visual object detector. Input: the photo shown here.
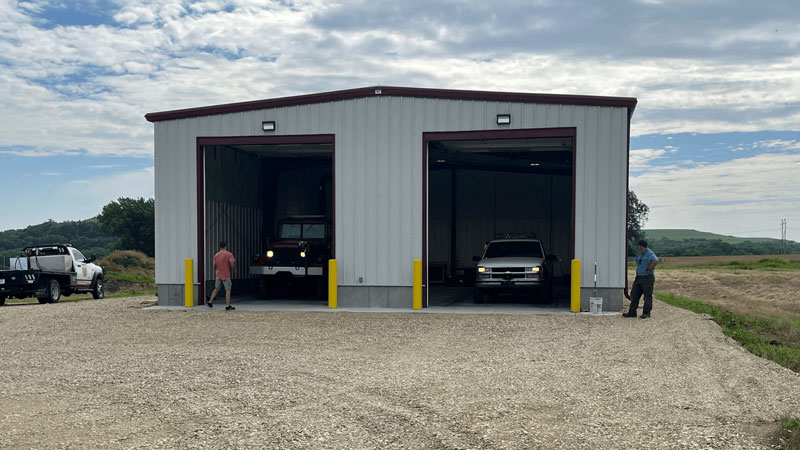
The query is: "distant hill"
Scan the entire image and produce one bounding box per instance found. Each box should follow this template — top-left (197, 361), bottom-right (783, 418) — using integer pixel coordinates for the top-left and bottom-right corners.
top-left (0, 218), bottom-right (115, 269)
top-left (644, 229), bottom-right (780, 244)
top-left (642, 229), bottom-right (800, 257)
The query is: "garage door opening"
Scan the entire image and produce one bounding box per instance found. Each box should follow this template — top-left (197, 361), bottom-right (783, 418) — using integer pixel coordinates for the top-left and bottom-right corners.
top-left (199, 136), bottom-right (334, 303)
top-left (425, 130), bottom-right (574, 308)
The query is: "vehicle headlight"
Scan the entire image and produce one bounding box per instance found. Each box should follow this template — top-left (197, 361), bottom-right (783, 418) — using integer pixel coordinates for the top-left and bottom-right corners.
top-left (477, 267), bottom-right (487, 273)
top-left (266, 250), bottom-right (274, 258)
top-left (0, 278), bottom-right (5, 284)
top-left (300, 251), bottom-right (306, 258)
top-left (526, 267), bottom-right (540, 273)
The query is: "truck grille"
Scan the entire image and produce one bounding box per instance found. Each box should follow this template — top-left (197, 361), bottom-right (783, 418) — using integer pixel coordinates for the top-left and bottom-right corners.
top-left (490, 267), bottom-right (524, 273)
top-left (272, 248), bottom-right (302, 266)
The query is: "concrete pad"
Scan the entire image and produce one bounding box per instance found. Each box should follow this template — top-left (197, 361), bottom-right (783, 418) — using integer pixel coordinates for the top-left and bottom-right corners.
top-left (145, 298), bottom-right (618, 316)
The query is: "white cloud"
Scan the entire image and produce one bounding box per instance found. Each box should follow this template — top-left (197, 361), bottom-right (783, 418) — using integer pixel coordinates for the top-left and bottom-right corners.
top-left (1, 1), bottom-right (799, 161)
top-left (1, 0), bottom-right (800, 238)
top-left (629, 148), bottom-right (667, 171)
top-left (632, 152), bottom-right (800, 241)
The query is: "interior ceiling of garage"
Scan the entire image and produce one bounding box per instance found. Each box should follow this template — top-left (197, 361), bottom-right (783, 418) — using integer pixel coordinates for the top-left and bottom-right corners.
top-left (224, 143), bottom-right (332, 158)
top-left (430, 137), bottom-right (573, 175)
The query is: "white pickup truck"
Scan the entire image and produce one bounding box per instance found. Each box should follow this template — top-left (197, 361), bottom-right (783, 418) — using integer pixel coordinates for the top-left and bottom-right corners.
top-left (0, 244), bottom-right (105, 305)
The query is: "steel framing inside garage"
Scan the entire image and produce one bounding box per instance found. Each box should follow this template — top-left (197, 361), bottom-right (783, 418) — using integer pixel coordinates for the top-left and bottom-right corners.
top-left (146, 86), bottom-right (636, 309)
top-left (424, 129), bottom-right (575, 307)
top-left (197, 135), bottom-right (334, 299)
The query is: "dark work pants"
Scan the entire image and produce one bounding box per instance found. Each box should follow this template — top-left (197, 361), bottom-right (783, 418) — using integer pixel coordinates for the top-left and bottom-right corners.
top-left (629, 274), bottom-right (655, 314)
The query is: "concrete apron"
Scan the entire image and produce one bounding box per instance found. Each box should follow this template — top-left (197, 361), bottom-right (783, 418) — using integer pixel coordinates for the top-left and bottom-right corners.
top-left (145, 299), bottom-right (619, 316)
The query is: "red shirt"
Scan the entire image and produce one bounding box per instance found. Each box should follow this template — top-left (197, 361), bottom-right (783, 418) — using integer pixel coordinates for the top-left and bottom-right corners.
top-left (214, 250), bottom-right (236, 280)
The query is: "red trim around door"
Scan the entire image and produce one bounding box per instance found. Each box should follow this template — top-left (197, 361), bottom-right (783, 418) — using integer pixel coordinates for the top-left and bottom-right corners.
top-left (195, 134), bottom-right (336, 304)
top-left (196, 143), bottom-right (205, 304)
top-left (624, 116), bottom-right (632, 300)
top-left (421, 127), bottom-right (578, 308)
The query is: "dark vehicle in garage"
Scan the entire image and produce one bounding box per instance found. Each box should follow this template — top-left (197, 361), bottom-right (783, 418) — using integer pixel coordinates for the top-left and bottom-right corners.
top-left (250, 216), bottom-right (331, 299)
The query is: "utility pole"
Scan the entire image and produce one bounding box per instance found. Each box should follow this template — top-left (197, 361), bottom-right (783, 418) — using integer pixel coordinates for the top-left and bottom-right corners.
top-left (780, 219), bottom-right (787, 254)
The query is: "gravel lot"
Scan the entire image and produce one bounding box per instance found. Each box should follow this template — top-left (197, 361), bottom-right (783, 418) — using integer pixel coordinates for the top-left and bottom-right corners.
top-left (1, 296), bottom-right (799, 449)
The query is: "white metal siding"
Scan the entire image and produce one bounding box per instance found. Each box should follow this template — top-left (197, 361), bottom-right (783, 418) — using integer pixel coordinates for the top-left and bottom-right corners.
top-left (154, 97), bottom-right (628, 289)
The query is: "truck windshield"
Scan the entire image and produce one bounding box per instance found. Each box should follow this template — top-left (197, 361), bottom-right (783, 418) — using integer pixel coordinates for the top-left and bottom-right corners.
top-left (280, 224), bottom-right (302, 239)
top-left (484, 242), bottom-right (543, 259)
top-left (302, 224), bottom-right (325, 239)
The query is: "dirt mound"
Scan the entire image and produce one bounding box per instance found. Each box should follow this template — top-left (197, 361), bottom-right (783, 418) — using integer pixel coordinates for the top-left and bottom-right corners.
top-left (98, 250), bottom-right (154, 273)
top-left (97, 250), bottom-right (155, 293)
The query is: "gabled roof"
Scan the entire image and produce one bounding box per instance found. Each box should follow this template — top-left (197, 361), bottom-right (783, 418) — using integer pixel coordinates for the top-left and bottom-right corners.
top-left (145, 85), bottom-right (637, 123)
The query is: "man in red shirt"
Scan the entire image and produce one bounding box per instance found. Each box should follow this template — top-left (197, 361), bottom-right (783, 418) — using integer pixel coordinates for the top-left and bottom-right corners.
top-left (208, 241), bottom-right (236, 310)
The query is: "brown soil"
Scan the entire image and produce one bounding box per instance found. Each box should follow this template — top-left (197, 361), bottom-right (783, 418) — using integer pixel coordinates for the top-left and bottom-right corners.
top-left (629, 262), bottom-right (800, 319)
top-left (656, 253), bottom-right (800, 267)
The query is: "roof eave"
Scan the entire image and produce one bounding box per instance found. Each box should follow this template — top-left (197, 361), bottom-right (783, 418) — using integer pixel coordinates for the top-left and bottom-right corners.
top-left (145, 85), bottom-right (637, 123)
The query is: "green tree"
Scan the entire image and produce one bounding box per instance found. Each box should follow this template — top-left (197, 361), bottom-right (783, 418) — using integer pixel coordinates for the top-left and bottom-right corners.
top-left (97, 198), bottom-right (155, 257)
top-left (627, 190), bottom-right (650, 255)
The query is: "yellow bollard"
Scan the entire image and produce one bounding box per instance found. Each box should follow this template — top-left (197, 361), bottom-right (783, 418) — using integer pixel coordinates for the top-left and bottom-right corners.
top-left (328, 259), bottom-right (337, 309)
top-left (184, 258), bottom-right (194, 308)
top-left (412, 259), bottom-right (422, 310)
top-left (571, 259), bottom-right (581, 312)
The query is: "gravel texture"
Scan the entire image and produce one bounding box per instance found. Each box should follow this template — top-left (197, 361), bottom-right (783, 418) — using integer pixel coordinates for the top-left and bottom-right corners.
top-left (1, 296), bottom-right (799, 449)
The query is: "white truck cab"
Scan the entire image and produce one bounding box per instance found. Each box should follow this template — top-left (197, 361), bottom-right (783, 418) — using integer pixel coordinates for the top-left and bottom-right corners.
top-left (0, 244), bottom-right (105, 305)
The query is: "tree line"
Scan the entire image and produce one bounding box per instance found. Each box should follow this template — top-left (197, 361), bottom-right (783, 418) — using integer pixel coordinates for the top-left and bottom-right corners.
top-left (0, 198), bottom-right (154, 268)
top-left (643, 237), bottom-right (800, 257)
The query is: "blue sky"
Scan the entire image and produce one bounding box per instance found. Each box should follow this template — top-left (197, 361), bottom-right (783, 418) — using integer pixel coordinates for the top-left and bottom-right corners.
top-left (1, 0), bottom-right (799, 241)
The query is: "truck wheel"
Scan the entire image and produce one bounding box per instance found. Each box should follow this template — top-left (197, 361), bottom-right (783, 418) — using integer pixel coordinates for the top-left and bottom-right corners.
top-left (473, 288), bottom-right (485, 303)
top-left (0, 295), bottom-right (5, 306)
top-left (47, 279), bottom-right (61, 303)
top-left (92, 277), bottom-right (104, 299)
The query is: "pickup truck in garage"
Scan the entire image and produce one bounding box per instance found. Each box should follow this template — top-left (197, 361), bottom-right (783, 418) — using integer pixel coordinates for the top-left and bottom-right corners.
top-left (473, 236), bottom-right (554, 303)
top-left (0, 244), bottom-right (105, 305)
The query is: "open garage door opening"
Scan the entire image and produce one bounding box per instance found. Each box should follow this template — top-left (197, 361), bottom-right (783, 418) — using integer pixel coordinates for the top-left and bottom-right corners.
top-left (426, 132), bottom-right (574, 308)
top-left (201, 138), bottom-right (333, 303)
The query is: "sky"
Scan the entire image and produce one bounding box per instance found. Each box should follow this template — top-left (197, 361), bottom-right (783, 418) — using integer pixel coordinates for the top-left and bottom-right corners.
top-left (0, 0), bottom-right (798, 241)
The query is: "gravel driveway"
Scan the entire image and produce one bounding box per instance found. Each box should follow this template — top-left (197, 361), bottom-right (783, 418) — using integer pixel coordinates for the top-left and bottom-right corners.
top-left (1, 296), bottom-right (798, 449)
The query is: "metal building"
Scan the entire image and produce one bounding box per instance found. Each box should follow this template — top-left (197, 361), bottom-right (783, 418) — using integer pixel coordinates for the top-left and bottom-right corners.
top-left (145, 86), bottom-right (637, 309)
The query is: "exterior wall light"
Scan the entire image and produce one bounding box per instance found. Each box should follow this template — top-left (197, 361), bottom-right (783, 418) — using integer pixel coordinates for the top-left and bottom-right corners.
top-left (496, 114), bottom-right (511, 125)
top-left (262, 121), bottom-right (276, 132)
top-left (530, 163), bottom-right (540, 167)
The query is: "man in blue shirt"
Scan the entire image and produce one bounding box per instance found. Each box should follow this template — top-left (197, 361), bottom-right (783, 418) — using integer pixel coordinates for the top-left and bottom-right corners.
top-left (623, 240), bottom-right (659, 319)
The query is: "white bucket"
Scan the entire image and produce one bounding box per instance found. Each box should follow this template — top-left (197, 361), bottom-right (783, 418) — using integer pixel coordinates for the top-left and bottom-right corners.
top-left (589, 297), bottom-right (603, 314)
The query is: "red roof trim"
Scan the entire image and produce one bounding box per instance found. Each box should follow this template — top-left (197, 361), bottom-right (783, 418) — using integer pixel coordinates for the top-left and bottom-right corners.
top-left (145, 86), bottom-right (637, 123)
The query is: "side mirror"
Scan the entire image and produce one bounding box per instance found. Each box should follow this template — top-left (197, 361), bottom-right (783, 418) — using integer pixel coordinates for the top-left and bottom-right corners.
top-left (90, 254), bottom-right (97, 263)
top-left (472, 256), bottom-right (481, 262)
top-left (546, 254), bottom-right (559, 262)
